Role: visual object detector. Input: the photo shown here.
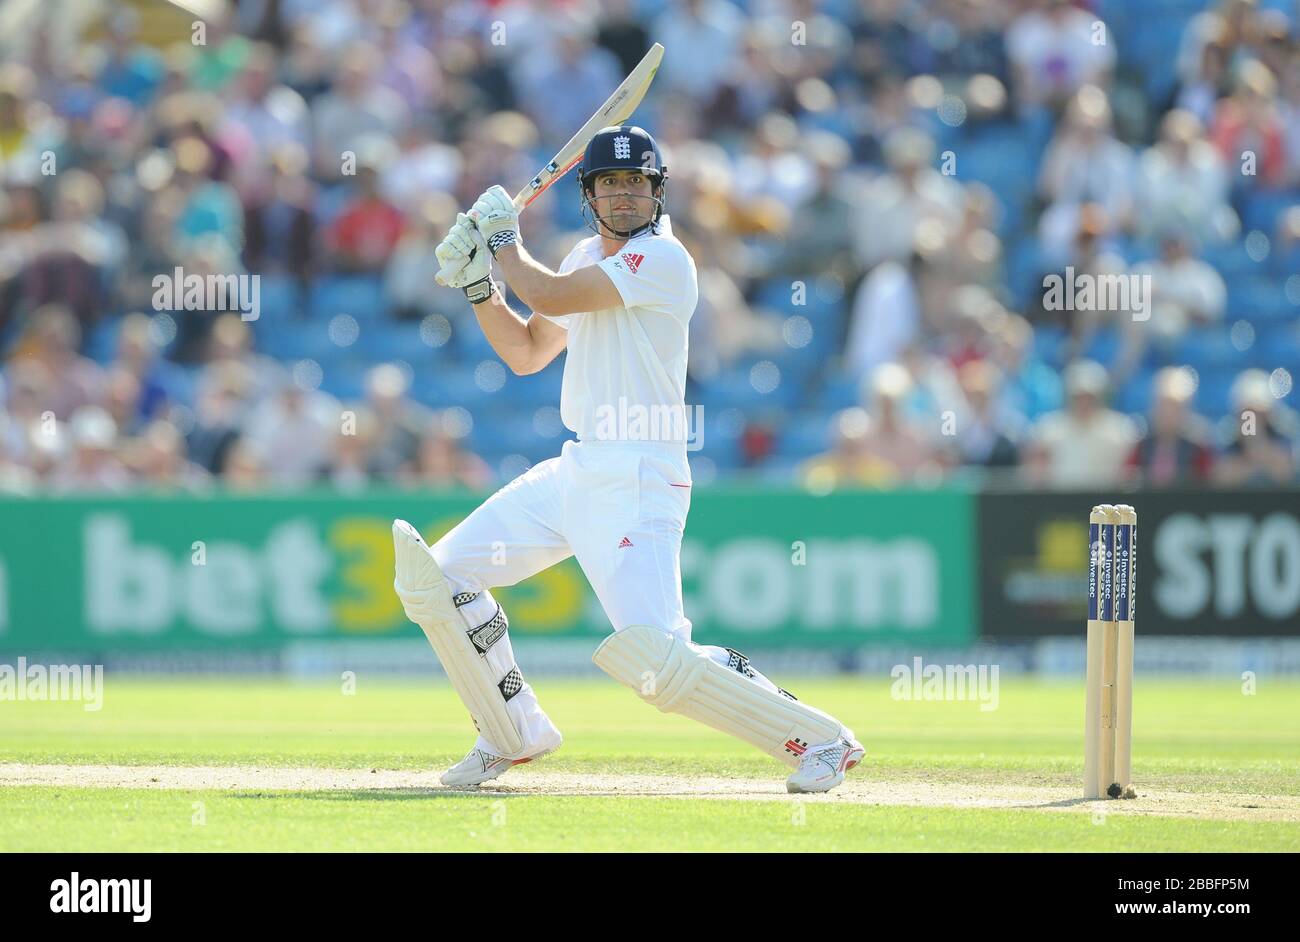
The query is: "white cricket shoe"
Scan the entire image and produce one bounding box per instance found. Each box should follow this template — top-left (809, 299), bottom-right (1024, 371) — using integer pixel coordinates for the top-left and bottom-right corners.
top-left (440, 746), bottom-right (554, 787)
top-left (786, 735), bottom-right (865, 794)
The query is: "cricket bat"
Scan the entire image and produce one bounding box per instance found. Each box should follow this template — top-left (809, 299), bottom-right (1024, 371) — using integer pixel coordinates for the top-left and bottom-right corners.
top-left (511, 42), bottom-right (665, 211)
top-left (438, 43), bottom-right (664, 286)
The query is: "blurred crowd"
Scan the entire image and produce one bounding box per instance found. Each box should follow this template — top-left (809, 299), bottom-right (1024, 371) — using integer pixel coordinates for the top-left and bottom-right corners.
top-left (0, 0), bottom-right (1298, 495)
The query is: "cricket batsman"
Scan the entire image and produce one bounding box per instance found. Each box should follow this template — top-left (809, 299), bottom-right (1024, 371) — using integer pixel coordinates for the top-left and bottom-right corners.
top-left (391, 125), bottom-right (864, 793)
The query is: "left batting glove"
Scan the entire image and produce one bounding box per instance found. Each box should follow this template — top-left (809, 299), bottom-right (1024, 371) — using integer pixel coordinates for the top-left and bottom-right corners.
top-left (435, 213), bottom-right (495, 302)
top-left (468, 184), bottom-right (519, 256)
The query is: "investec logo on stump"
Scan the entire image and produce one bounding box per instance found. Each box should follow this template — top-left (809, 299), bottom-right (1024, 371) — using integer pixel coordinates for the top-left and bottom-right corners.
top-left (50, 873), bottom-right (151, 922)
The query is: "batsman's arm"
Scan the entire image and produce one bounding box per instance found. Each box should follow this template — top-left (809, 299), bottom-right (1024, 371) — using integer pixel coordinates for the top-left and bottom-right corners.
top-left (469, 288), bottom-right (568, 376)
top-left (492, 242), bottom-right (623, 316)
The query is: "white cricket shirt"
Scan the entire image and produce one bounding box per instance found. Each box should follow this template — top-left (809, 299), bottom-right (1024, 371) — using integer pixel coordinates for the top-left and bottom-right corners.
top-left (542, 216), bottom-right (698, 445)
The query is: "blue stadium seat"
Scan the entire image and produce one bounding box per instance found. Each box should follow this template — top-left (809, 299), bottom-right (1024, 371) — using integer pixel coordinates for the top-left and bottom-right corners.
top-left (1193, 368), bottom-right (1237, 417)
top-left (494, 365), bottom-right (564, 408)
top-left (1204, 242), bottom-right (1263, 278)
top-left (1253, 325), bottom-right (1300, 370)
top-left (1031, 325), bottom-right (1067, 367)
top-left (1228, 278), bottom-right (1289, 324)
top-left (309, 275), bottom-right (387, 323)
top-left (252, 273), bottom-right (302, 323)
top-left (1081, 327), bottom-right (1122, 367)
top-left (775, 413), bottom-right (833, 459)
top-left (816, 374), bottom-right (860, 411)
top-left (348, 321), bottom-right (441, 366)
top-left (84, 315), bottom-right (121, 364)
top-left (1173, 326), bottom-right (1253, 371)
top-left (753, 277), bottom-right (843, 323)
top-left (315, 361), bottom-right (369, 401)
top-left (1240, 190), bottom-right (1296, 234)
top-left (409, 363), bottom-right (506, 411)
top-left (1114, 368), bottom-right (1154, 415)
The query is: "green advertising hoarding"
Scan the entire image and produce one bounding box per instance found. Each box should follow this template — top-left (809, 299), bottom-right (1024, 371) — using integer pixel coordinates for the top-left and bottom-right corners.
top-left (0, 488), bottom-right (974, 650)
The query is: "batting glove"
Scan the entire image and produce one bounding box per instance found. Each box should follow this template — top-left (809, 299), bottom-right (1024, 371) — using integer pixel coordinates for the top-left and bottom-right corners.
top-left (434, 214), bottom-right (495, 302)
top-left (468, 184), bottom-right (519, 256)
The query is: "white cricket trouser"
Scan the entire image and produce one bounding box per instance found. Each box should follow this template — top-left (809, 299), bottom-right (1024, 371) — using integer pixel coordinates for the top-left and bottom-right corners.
top-left (433, 439), bottom-right (702, 758)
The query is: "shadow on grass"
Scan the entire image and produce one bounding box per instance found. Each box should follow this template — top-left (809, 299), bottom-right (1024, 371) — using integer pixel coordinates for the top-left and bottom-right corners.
top-left (230, 788), bottom-right (496, 802)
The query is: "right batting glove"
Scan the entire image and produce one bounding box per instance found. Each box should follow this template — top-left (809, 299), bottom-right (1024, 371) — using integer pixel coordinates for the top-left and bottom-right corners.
top-left (435, 213), bottom-right (495, 303)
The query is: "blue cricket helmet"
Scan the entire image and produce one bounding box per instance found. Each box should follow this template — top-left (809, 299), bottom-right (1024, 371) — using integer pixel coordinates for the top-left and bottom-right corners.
top-left (577, 125), bottom-right (668, 237)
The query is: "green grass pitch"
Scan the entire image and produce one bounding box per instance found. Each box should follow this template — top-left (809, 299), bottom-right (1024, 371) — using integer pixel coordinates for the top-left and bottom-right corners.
top-left (1, 676), bottom-right (1297, 851)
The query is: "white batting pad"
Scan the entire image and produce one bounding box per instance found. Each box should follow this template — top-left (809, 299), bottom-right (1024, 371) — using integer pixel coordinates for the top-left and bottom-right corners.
top-left (592, 625), bottom-right (843, 768)
top-left (392, 520), bottom-right (525, 756)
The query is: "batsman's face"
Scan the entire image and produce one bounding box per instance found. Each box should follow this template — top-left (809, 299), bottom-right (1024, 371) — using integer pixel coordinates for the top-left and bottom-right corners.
top-left (592, 170), bottom-right (656, 234)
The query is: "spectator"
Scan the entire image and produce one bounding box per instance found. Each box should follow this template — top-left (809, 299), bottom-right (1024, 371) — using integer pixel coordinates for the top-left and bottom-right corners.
top-left (949, 360), bottom-right (1022, 469)
top-left (380, 117), bottom-right (462, 210)
top-left (767, 132), bottom-right (856, 279)
top-left (48, 406), bottom-right (129, 492)
top-left (1022, 360), bottom-right (1138, 487)
top-left (0, 412), bottom-right (36, 494)
top-left (187, 360), bottom-right (252, 474)
top-left (195, 313), bottom-right (287, 416)
top-left (109, 312), bottom-right (183, 423)
top-left (0, 360), bottom-right (53, 466)
top-left (241, 142), bottom-right (317, 282)
top-left (992, 314), bottom-right (1064, 422)
top-left (7, 304), bottom-right (102, 419)
top-left (1214, 368), bottom-right (1298, 485)
top-left (311, 42), bottom-right (409, 180)
top-left (1038, 86), bottom-right (1135, 256)
top-left (101, 368), bottom-right (145, 439)
top-left (170, 135), bottom-right (244, 256)
top-left (1111, 230), bottom-right (1227, 385)
top-left (324, 155), bottom-right (405, 273)
top-left (654, 0), bottom-right (743, 104)
top-left (321, 404), bottom-right (376, 491)
top-left (1210, 58), bottom-right (1288, 188)
top-left (1126, 367), bottom-right (1215, 486)
top-left (96, 9), bottom-right (164, 106)
top-left (385, 194), bottom-right (462, 322)
top-left (845, 249), bottom-right (925, 380)
top-left (1127, 231), bottom-right (1226, 353)
top-left (514, 19), bottom-right (623, 148)
top-left (799, 406), bottom-right (897, 492)
top-left (222, 42), bottom-right (312, 165)
top-left (682, 222), bottom-right (782, 383)
top-left (1135, 109), bottom-right (1238, 245)
top-left (1005, 0), bottom-right (1115, 112)
top-left (1177, 0), bottom-right (1259, 89)
top-left (407, 413), bottom-right (493, 489)
top-left (125, 420), bottom-right (212, 492)
top-left (853, 127), bottom-right (963, 270)
top-left (855, 363), bottom-right (945, 482)
top-left (1041, 204), bottom-right (1132, 362)
top-left (242, 382), bottom-right (341, 486)
top-left (365, 363), bottom-right (434, 476)
top-left (222, 436), bottom-right (268, 490)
